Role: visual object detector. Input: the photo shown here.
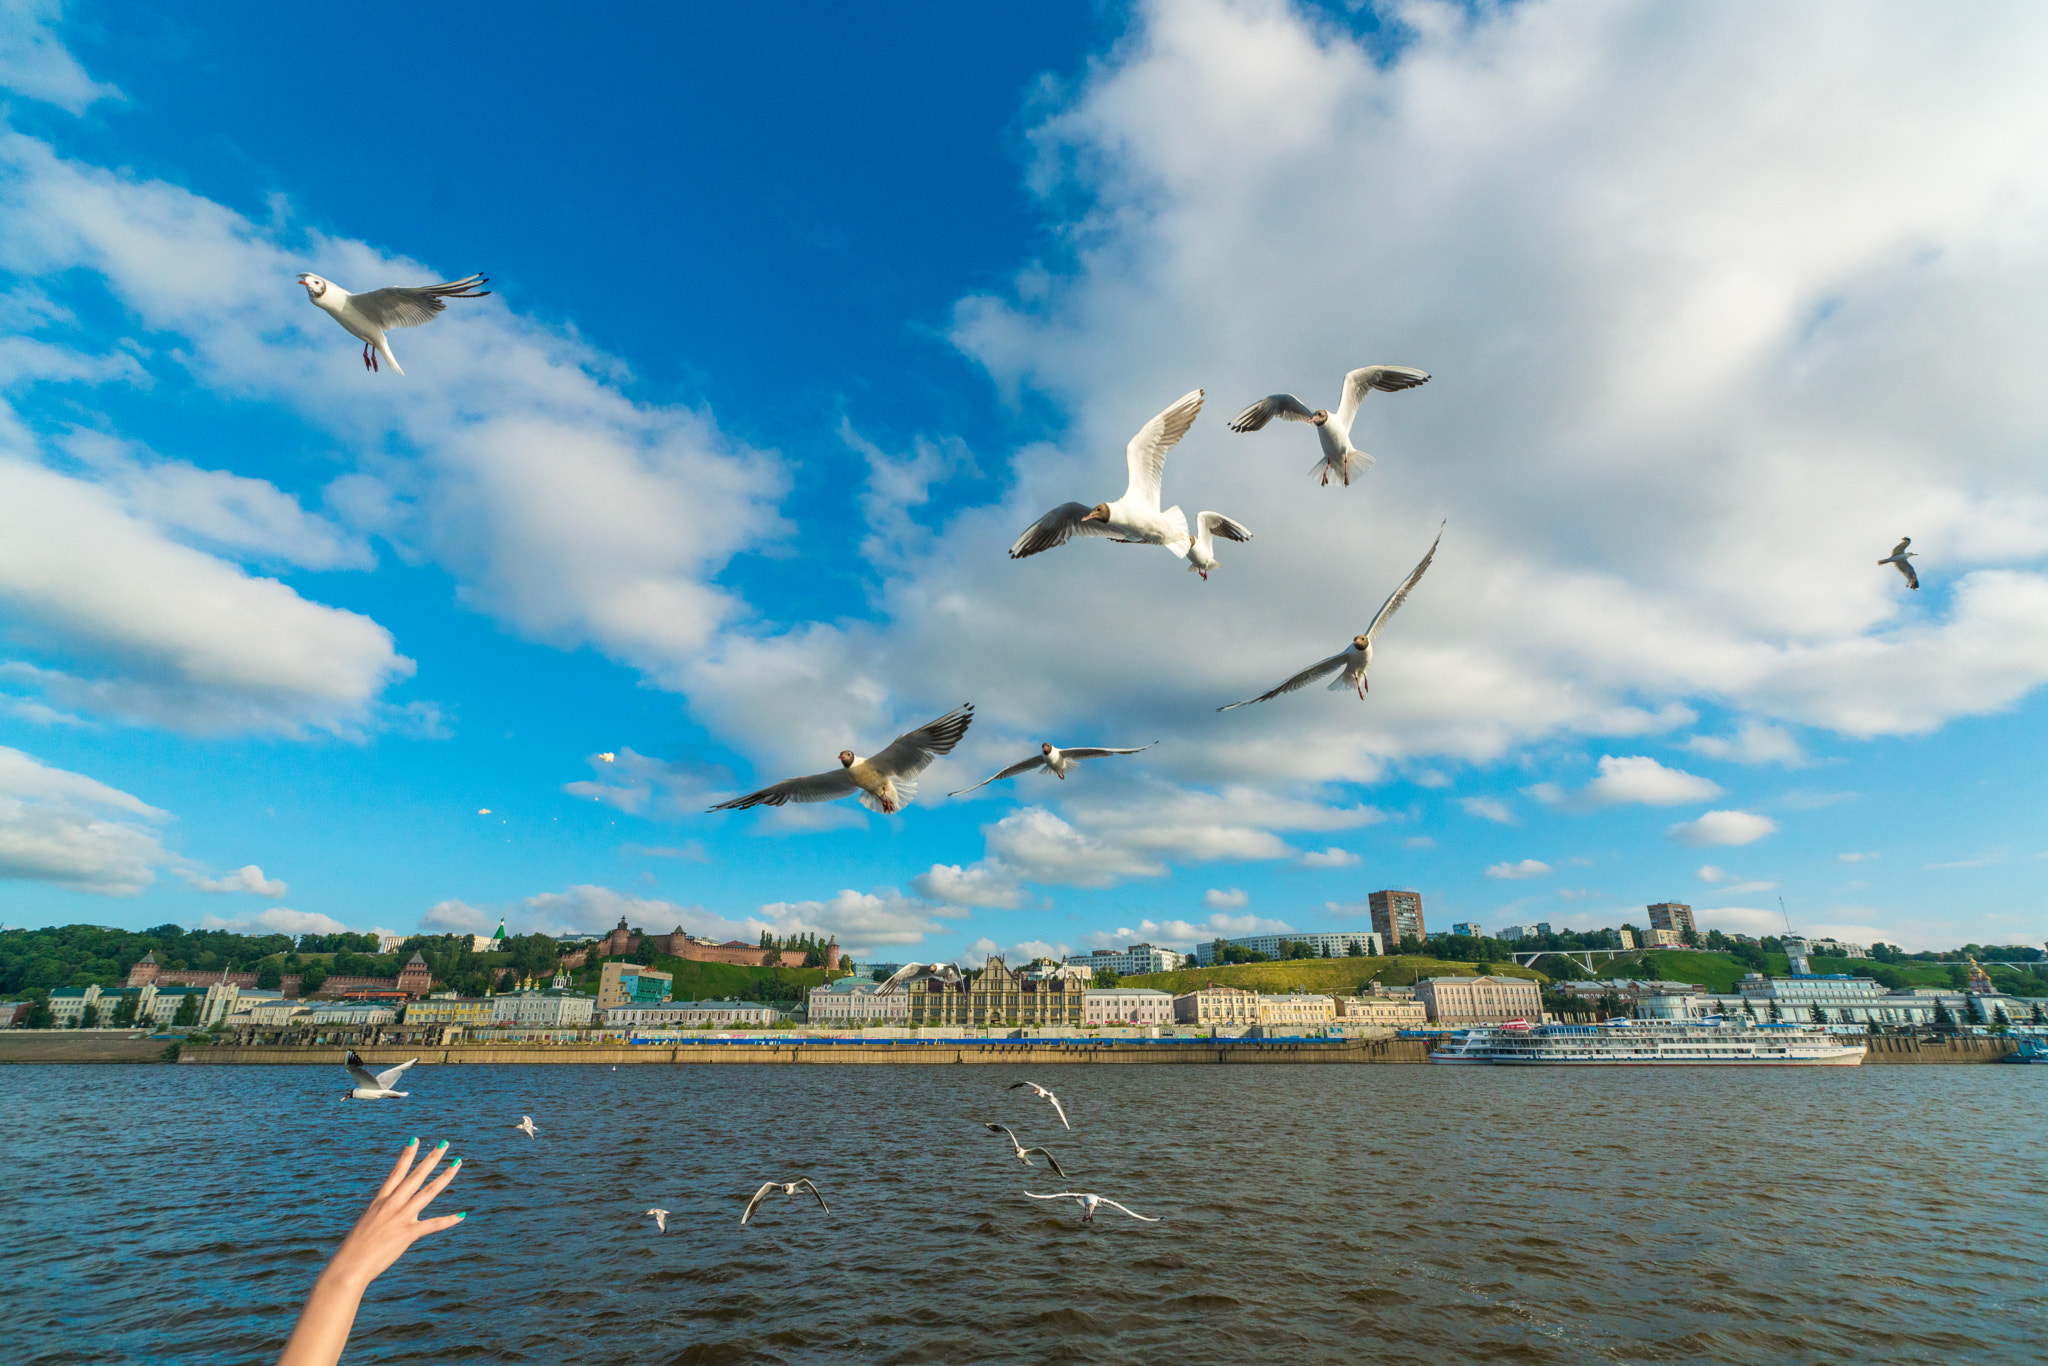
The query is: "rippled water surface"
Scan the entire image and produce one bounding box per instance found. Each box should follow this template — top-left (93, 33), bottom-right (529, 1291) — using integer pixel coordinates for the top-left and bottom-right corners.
top-left (4, 1062), bottom-right (2045, 1364)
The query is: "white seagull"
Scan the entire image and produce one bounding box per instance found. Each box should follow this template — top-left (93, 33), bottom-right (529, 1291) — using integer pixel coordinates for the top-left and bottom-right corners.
top-left (1026, 1192), bottom-right (1159, 1224)
top-left (646, 1208), bottom-right (669, 1233)
top-left (1007, 1080), bottom-right (1071, 1130)
top-left (984, 1123), bottom-right (1068, 1178)
top-left (1879, 537), bottom-right (1919, 590)
top-left (1010, 390), bottom-right (1249, 578)
top-left (741, 1179), bottom-right (829, 1226)
top-left (872, 962), bottom-right (961, 994)
top-left (296, 272), bottom-right (490, 374)
top-left (949, 741), bottom-right (1156, 797)
top-left (707, 705), bottom-right (974, 816)
top-left (342, 1049), bottom-right (417, 1100)
top-left (514, 1116), bottom-right (538, 1138)
top-left (1229, 365), bottom-right (1431, 487)
top-left (1219, 523), bottom-right (1442, 711)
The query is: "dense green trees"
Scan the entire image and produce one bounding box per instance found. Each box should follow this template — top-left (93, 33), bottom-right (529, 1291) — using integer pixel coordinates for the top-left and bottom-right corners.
top-left (0, 923), bottom-right (295, 994)
top-left (173, 992), bottom-right (200, 1027)
top-left (111, 995), bottom-right (139, 1028)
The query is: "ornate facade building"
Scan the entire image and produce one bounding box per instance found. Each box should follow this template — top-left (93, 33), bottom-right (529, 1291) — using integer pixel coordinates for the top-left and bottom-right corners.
top-left (901, 957), bottom-right (1083, 1029)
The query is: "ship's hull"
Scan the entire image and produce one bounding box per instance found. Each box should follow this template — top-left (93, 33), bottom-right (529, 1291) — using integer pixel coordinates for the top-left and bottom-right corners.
top-left (1430, 1051), bottom-right (1864, 1065)
top-left (1430, 1022), bottom-right (1866, 1066)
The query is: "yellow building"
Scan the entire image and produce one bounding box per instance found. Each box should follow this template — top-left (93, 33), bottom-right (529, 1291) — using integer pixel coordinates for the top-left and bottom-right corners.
top-left (1414, 975), bottom-right (1543, 1026)
top-left (403, 996), bottom-right (495, 1027)
top-left (1256, 993), bottom-right (1336, 1029)
top-left (905, 957), bottom-right (1083, 1028)
top-left (1334, 995), bottom-right (1427, 1028)
top-left (1172, 984), bottom-right (1260, 1026)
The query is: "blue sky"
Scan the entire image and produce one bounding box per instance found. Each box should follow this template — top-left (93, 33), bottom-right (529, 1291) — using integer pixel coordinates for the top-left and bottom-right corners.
top-left (1, 0), bottom-right (2045, 959)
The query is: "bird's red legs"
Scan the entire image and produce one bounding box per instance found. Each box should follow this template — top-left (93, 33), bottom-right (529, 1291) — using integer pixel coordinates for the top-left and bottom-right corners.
top-left (362, 342), bottom-right (379, 372)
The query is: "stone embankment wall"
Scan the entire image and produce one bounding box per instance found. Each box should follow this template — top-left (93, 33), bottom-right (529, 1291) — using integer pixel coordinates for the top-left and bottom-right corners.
top-left (184, 1037), bottom-right (1434, 1067)
top-left (1859, 1034), bottom-right (2018, 1063)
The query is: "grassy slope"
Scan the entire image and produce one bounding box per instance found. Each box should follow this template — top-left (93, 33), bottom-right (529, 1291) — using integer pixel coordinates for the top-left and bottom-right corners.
top-left (574, 953), bottom-right (846, 1002)
top-left (1595, 950), bottom-right (1760, 993)
top-left (1122, 955), bottom-right (1548, 996)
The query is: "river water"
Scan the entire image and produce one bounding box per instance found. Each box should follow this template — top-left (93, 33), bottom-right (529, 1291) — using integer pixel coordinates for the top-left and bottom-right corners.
top-left (3, 1062), bottom-right (2043, 1364)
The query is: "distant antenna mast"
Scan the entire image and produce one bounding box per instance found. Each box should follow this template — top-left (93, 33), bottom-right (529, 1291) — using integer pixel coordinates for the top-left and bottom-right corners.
top-left (1779, 896), bottom-right (1794, 936)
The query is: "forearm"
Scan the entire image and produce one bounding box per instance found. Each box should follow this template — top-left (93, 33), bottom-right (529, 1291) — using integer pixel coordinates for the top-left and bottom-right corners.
top-left (275, 1263), bottom-right (371, 1366)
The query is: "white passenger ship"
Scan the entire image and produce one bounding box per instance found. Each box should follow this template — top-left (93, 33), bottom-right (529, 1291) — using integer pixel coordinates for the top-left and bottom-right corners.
top-left (1430, 1018), bottom-right (1866, 1066)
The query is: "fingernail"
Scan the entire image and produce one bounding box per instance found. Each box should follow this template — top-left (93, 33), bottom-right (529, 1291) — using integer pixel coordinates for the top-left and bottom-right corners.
top-left (456, 1211), bottom-right (468, 1219)
top-left (451, 1157), bottom-right (463, 1166)
top-left (408, 1137), bottom-right (419, 1146)
top-left (436, 1140), bottom-right (448, 1150)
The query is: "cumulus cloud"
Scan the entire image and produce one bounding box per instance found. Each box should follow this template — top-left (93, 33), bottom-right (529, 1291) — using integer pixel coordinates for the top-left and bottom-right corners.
top-left (1531, 756), bottom-right (1722, 811)
top-left (0, 0), bottom-right (120, 113)
top-left (563, 750), bottom-right (734, 818)
top-left (1667, 810), bottom-right (1780, 847)
top-left (1485, 859), bottom-right (1552, 880)
top-left (1202, 887), bottom-right (1248, 909)
top-left (1085, 912), bottom-right (1293, 951)
top-left (1297, 846), bottom-right (1359, 868)
top-left (0, 744), bottom-right (169, 894)
top-left (1697, 865), bottom-right (1730, 883)
top-left (1682, 721), bottom-right (1807, 767)
top-left (1460, 797), bottom-right (1515, 824)
top-left (181, 864), bottom-right (287, 896)
top-left (438, 882), bottom-right (963, 954)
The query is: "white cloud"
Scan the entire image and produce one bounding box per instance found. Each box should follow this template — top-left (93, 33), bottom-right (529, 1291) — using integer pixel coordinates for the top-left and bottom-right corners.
top-left (1697, 865), bottom-right (1730, 883)
top-left (1667, 810), bottom-right (1780, 847)
top-left (911, 862), bottom-right (1030, 910)
top-left (1404, 835), bottom-right (1435, 849)
top-left (199, 906), bottom-right (355, 936)
top-left (1533, 756), bottom-right (1722, 811)
top-left (1297, 846), bottom-right (1360, 868)
top-left (1086, 912), bottom-right (1294, 951)
top-left (1202, 887), bottom-right (1248, 909)
top-left (181, 864), bottom-right (288, 896)
top-left (963, 936), bottom-right (1069, 967)
top-left (1460, 797), bottom-right (1516, 824)
top-left (441, 882), bottom-right (963, 955)
top-left (0, 744), bottom-right (169, 894)
top-left (419, 899), bottom-right (492, 934)
top-left (1837, 851), bottom-right (1879, 863)
top-left (1485, 859), bottom-right (1552, 880)
top-left (618, 842), bottom-right (710, 862)
top-left (0, 0), bottom-right (121, 113)
top-left (1682, 721), bottom-right (1807, 767)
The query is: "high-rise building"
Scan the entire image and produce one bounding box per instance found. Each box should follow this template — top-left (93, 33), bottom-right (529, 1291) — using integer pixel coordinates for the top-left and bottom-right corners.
top-left (1450, 922), bottom-right (1484, 938)
top-left (1647, 903), bottom-right (1695, 934)
top-left (1369, 889), bottom-right (1425, 946)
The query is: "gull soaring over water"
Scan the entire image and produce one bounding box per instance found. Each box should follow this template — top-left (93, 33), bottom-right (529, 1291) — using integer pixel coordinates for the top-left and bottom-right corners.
top-left (1026, 1192), bottom-right (1159, 1224)
top-left (741, 1180), bottom-right (829, 1225)
top-left (1229, 366), bottom-right (1431, 487)
top-left (949, 741), bottom-right (1156, 797)
top-left (342, 1050), bottom-right (417, 1100)
top-left (296, 272), bottom-right (490, 374)
top-left (983, 1123), bottom-right (1069, 1178)
top-left (1219, 523), bottom-right (1443, 711)
top-left (1007, 1080), bottom-right (1070, 1130)
top-left (1010, 390), bottom-right (1251, 578)
top-left (514, 1116), bottom-right (538, 1138)
top-left (646, 1208), bottom-right (669, 1233)
top-left (1879, 537), bottom-right (1920, 589)
top-left (707, 705), bottom-right (974, 816)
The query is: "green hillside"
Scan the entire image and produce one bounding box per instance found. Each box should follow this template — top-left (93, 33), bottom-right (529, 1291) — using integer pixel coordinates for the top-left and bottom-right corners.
top-left (1122, 954), bottom-right (1548, 997)
top-left (1595, 949), bottom-right (1756, 992)
top-left (573, 952), bottom-right (847, 1005)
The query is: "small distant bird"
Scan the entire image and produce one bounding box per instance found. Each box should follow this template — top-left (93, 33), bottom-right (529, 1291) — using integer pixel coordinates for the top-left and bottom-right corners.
top-left (741, 1179), bottom-right (829, 1225)
top-left (514, 1116), bottom-right (538, 1138)
top-left (342, 1050), bottom-right (416, 1100)
top-left (477, 808), bottom-right (491, 815)
top-left (1026, 1192), bottom-right (1159, 1224)
top-left (1007, 1080), bottom-right (1071, 1130)
top-left (297, 272), bottom-right (490, 374)
top-left (1219, 523), bottom-right (1442, 710)
top-left (598, 752), bottom-right (616, 763)
top-left (984, 1123), bottom-right (1067, 1177)
top-left (1229, 365), bottom-right (1431, 487)
top-left (707, 704), bottom-right (974, 816)
top-left (1879, 537), bottom-right (1919, 590)
top-left (646, 1208), bottom-right (668, 1233)
top-left (1011, 389), bottom-right (1248, 579)
top-left (949, 741), bottom-right (1156, 797)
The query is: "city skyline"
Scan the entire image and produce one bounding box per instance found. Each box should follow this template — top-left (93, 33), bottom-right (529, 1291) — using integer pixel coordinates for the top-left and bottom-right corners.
top-left (2, 3), bottom-right (2047, 961)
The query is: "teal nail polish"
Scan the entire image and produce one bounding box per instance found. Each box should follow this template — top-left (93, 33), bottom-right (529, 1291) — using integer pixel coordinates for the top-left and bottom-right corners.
top-left (436, 1140), bottom-right (448, 1150)
top-left (451, 1156), bottom-right (463, 1166)
top-left (456, 1211), bottom-right (468, 1219)
top-left (408, 1136), bottom-right (419, 1146)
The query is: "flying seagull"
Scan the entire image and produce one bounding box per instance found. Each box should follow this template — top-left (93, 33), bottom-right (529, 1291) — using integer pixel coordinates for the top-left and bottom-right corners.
top-left (514, 1116), bottom-right (538, 1138)
top-left (1182, 510), bottom-right (1255, 580)
top-left (984, 1123), bottom-right (1068, 1178)
top-left (297, 272), bottom-right (490, 374)
top-left (1011, 389), bottom-right (1249, 578)
top-left (707, 705), bottom-right (974, 816)
top-left (741, 1179), bottom-right (829, 1225)
top-left (872, 962), bottom-right (961, 994)
top-left (1229, 365), bottom-right (1430, 487)
top-left (1025, 1192), bottom-right (1159, 1224)
top-left (646, 1208), bottom-right (669, 1233)
top-left (1879, 537), bottom-right (1919, 590)
top-left (949, 741), bottom-right (1156, 797)
top-left (342, 1050), bottom-right (417, 1100)
top-left (1007, 1080), bottom-right (1071, 1130)
top-left (1219, 523), bottom-right (1443, 711)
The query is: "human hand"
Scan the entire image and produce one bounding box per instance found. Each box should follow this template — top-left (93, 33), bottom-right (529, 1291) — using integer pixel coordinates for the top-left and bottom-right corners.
top-left (324, 1138), bottom-right (467, 1292)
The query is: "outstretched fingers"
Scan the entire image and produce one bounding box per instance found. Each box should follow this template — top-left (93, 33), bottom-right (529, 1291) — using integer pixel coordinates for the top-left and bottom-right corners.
top-left (392, 1141), bottom-right (449, 1203)
top-left (375, 1138), bottom-right (421, 1198)
top-left (403, 1156), bottom-right (463, 1219)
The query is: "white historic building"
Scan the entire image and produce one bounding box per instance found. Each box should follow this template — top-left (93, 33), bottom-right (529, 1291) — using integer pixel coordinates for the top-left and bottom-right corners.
top-left (806, 979), bottom-right (911, 1025)
top-left (603, 998), bottom-right (785, 1029)
top-left (1083, 988), bottom-right (1175, 1025)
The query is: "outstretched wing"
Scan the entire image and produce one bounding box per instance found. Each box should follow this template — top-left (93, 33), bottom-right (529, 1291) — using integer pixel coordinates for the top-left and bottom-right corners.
top-left (1058, 743), bottom-right (1156, 761)
top-left (344, 1049), bottom-right (380, 1088)
top-left (1196, 512), bottom-right (1252, 543)
top-left (866, 704), bottom-right (975, 780)
top-left (741, 1182), bottom-right (778, 1225)
top-left (1024, 1191), bottom-right (1084, 1200)
top-left (1010, 503), bottom-right (1118, 559)
top-left (1890, 537), bottom-right (1912, 557)
top-left (1334, 365), bottom-right (1430, 432)
top-left (1043, 1092), bottom-right (1071, 1130)
top-left (707, 769), bottom-right (859, 811)
top-left (948, 755), bottom-right (1049, 797)
top-left (348, 274), bottom-right (491, 330)
top-left (1122, 389), bottom-right (1204, 513)
top-left (373, 1057), bottom-right (418, 1089)
top-left (1030, 1148), bottom-right (1069, 1179)
top-left (984, 1122), bottom-right (1019, 1141)
top-left (1096, 1198), bottom-right (1160, 1222)
top-left (1363, 522), bottom-right (1444, 644)
top-left (1896, 558), bottom-right (1919, 590)
top-left (1228, 393), bottom-right (1316, 432)
top-left (794, 1179), bottom-right (829, 1213)
top-left (1217, 653), bottom-right (1350, 711)
top-left (873, 962), bottom-right (931, 994)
